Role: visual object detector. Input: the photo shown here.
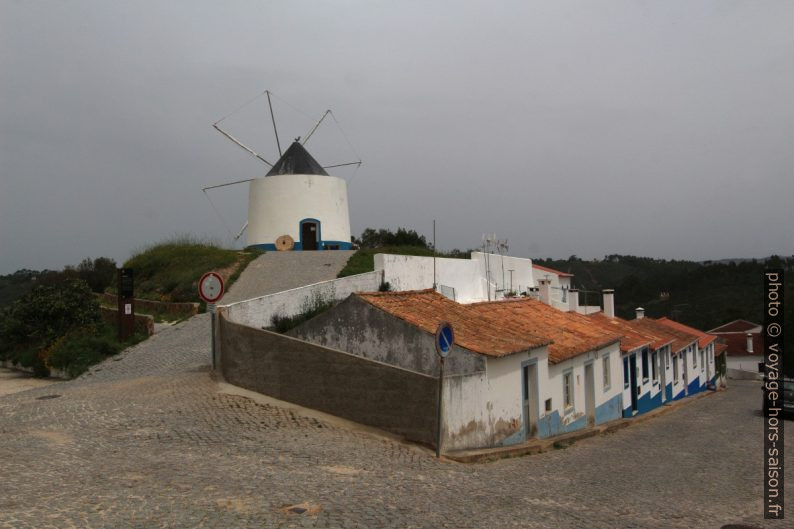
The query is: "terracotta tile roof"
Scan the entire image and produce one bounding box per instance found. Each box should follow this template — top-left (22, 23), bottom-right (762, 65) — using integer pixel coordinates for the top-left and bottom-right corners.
top-left (714, 342), bottom-right (728, 357)
top-left (712, 332), bottom-right (763, 356)
top-left (532, 264), bottom-right (574, 278)
top-left (655, 317), bottom-right (717, 349)
top-left (630, 318), bottom-right (699, 355)
top-left (587, 313), bottom-right (671, 352)
top-left (467, 298), bottom-right (621, 364)
top-left (708, 319), bottom-right (761, 334)
top-left (355, 290), bottom-right (550, 358)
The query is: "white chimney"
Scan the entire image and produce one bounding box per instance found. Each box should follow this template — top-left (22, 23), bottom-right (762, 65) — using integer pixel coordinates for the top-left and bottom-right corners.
top-left (746, 333), bottom-right (754, 354)
top-left (635, 307), bottom-right (645, 320)
top-left (538, 279), bottom-right (551, 305)
top-left (568, 288), bottom-right (579, 313)
top-left (602, 289), bottom-right (615, 318)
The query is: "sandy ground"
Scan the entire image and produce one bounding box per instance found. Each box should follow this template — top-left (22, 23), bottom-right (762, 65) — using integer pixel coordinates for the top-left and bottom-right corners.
top-left (0, 367), bottom-right (58, 396)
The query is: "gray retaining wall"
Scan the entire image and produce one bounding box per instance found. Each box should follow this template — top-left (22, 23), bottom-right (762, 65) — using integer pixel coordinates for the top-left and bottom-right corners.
top-left (219, 314), bottom-right (438, 446)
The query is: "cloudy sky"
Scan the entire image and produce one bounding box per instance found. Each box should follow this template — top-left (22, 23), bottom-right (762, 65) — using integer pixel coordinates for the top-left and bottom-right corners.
top-left (1, 1), bottom-right (793, 274)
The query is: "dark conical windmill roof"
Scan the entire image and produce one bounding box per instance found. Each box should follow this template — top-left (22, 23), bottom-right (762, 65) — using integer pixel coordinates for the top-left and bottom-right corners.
top-left (266, 141), bottom-right (328, 176)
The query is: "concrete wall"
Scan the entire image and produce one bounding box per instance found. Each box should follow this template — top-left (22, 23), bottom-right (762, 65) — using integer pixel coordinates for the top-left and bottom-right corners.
top-left (219, 314), bottom-right (438, 445)
top-left (375, 254), bottom-right (487, 302)
top-left (470, 252), bottom-right (534, 297)
top-left (374, 252), bottom-right (535, 303)
top-left (221, 271), bottom-right (382, 329)
top-left (288, 295), bottom-right (485, 377)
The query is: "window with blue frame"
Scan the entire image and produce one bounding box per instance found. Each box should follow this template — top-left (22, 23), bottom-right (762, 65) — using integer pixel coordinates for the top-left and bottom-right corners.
top-left (641, 348), bottom-right (649, 380)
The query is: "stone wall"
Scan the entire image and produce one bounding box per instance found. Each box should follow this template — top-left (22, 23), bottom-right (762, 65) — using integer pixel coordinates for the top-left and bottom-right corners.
top-left (99, 293), bottom-right (198, 318)
top-left (219, 314), bottom-right (438, 446)
top-left (100, 307), bottom-right (154, 336)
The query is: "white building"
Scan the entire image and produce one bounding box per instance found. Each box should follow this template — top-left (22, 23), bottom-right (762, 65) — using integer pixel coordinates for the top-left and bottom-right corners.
top-left (247, 141), bottom-right (352, 251)
top-left (287, 289), bottom-right (625, 450)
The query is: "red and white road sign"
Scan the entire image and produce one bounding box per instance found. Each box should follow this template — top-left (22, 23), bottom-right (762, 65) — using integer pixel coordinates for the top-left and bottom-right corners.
top-left (198, 272), bottom-right (225, 303)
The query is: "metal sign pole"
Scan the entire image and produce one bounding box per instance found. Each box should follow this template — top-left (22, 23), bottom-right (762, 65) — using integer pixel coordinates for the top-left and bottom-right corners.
top-left (436, 356), bottom-right (445, 458)
top-left (434, 321), bottom-right (453, 459)
top-left (208, 303), bottom-right (216, 370)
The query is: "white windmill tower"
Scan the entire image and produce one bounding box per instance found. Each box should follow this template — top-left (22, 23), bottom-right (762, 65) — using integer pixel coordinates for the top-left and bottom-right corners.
top-left (203, 91), bottom-right (361, 251)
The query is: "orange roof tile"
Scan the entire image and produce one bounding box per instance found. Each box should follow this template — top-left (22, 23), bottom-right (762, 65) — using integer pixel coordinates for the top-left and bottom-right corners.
top-left (468, 298), bottom-right (621, 364)
top-left (532, 264), bottom-right (574, 277)
top-left (587, 313), bottom-right (671, 352)
top-left (631, 318), bottom-right (699, 354)
top-left (655, 317), bottom-right (717, 349)
top-left (714, 342), bottom-right (728, 357)
top-left (356, 290), bottom-right (550, 358)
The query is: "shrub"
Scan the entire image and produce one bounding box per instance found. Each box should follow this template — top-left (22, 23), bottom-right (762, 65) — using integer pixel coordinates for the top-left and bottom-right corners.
top-left (48, 323), bottom-right (141, 378)
top-left (0, 278), bottom-right (101, 376)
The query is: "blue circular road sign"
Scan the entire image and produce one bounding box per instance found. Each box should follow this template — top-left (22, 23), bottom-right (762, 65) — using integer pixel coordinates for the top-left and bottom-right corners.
top-left (435, 322), bottom-right (454, 358)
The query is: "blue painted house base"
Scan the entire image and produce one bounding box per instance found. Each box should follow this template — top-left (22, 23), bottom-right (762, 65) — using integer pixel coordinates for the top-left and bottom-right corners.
top-left (537, 394), bottom-right (622, 439)
top-left (249, 241), bottom-right (352, 252)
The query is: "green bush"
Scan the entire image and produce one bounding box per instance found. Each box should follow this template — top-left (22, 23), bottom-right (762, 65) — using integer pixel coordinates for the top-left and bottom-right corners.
top-left (48, 323), bottom-right (142, 378)
top-left (0, 278), bottom-right (101, 376)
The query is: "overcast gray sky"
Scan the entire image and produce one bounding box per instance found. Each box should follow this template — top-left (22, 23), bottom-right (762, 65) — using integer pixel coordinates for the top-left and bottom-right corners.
top-left (2, 1), bottom-right (793, 274)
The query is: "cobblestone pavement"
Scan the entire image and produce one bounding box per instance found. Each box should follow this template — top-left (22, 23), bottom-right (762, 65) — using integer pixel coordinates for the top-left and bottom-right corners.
top-left (0, 314), bottom-right (790, 528)
top-left (220, 251), bottom-right (356, 304)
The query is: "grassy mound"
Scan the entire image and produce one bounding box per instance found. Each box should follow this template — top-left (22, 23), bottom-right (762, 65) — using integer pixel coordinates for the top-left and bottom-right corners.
top-left (123, 235), bottom-right (261, 302)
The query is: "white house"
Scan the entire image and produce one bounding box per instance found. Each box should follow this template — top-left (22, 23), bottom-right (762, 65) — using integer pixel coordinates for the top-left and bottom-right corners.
top-left (286, 289), bottom-right (625, 450)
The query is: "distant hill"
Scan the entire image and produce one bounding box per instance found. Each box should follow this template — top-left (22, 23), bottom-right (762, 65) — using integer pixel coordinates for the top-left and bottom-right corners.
top-left (534, 254), bottom-right (793, 338)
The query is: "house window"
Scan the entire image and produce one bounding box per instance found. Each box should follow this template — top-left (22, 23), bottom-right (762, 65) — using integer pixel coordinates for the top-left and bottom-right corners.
top-left (693, 348), bottom-right (697, 368)
top-left (545, 398), bottom-right (552, 412)
top-left (673, 354), bottom-right (679, 382)
top-left (603, 355), bottom-right (611, 391)
top-left (641, 349), bottom-right (649, 381)
top-left (623, 357), bottom-right (630, 388)
top-left (700, 350), bottom-right (705, 370)
top-left (651, 351), bottom-right (658, 381)
top-left (563, 371), bottom-right (574, 411)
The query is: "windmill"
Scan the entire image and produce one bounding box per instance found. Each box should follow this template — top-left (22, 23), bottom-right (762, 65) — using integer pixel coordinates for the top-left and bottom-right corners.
top-left (203, 90), bottom-right (361, 251)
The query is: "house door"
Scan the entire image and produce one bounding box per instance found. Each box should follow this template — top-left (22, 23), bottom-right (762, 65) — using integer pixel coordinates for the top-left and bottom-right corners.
top-left (629, 354), bottom-right (638, 414)
top-left (301, 221), bottom-right (318, 250)
top-left (659, 351), bottom-right (667, 403)
top-left (522, 364), bottom-right (539, 438)
top-left (584, 363), bottom-right (596, 426)
top-left (681, 351), bottom-right (688, 396)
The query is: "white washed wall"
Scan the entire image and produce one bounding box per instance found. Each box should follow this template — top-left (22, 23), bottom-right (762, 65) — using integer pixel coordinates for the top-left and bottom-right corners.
top-left (470, 252), bottom-right (534, 296)
top-left (221, 271), bottom-right (382, 329)
top-left (375, 254), bottom-right (487, 302)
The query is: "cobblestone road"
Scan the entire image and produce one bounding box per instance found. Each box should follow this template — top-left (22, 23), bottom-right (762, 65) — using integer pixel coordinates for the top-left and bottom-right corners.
top-left (0, 314), bottom-right (790, 528)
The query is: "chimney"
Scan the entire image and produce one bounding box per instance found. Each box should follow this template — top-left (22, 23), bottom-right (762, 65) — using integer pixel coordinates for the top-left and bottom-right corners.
top-left (635, 307), bottom-right (645, 320)
top-left (602, 289), bottom-right (615, 318)
top-left (746, 333), bottom-right (754, 354)
top-left (538, 279), bottom-right (551, 305)
top-left (568, 288), bottom-right (579, 313)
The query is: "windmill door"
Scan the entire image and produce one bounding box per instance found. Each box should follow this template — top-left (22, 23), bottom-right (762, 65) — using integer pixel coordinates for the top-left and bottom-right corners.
top-left (301, 221), bottom-right (318, 250)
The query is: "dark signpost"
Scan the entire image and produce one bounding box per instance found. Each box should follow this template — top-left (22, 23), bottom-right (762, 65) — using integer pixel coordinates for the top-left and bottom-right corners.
top-left (117, 268), bottom-right (134, 341)
top-left (434, 321), bottom-right (454, 458)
